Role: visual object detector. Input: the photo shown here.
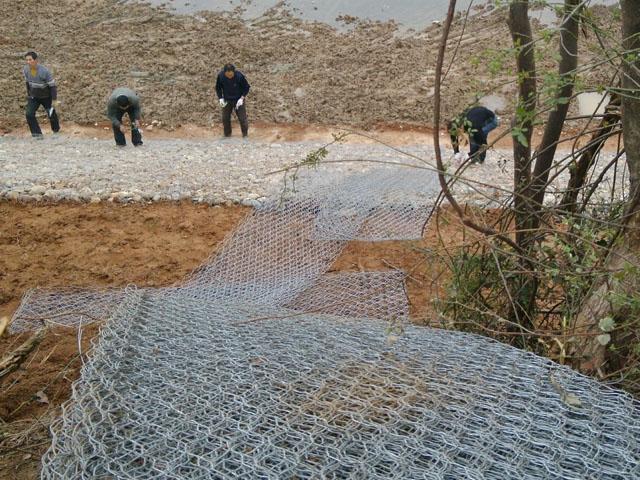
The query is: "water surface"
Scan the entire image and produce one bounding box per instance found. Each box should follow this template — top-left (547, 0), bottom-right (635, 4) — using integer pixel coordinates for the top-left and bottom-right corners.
top-left (143, 0), bottom-right (616, 31)
top-left (146, 0), bottom-right (476, 30)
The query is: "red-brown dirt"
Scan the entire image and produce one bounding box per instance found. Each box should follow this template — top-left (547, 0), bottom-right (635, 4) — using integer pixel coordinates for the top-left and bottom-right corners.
top-left (0, 200), bottom-right (476, 478)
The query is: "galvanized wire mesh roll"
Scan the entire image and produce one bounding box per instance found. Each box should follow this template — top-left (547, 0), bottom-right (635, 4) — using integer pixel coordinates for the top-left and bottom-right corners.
top-left (7, 166), bottom-right (640, 478)
top-left (42, 290), bottom-right (640, 479)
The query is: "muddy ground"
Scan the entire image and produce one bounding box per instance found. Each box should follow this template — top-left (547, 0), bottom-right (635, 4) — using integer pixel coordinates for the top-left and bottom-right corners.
top-left (0, 0), bottom-right (617, 133)
top-left (0, 200), bottom-right (474, 478)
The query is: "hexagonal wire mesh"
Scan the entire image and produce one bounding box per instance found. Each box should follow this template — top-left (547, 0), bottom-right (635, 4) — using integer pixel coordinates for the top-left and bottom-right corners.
top-left (11, 167), bottom-right (434, 333)
top-left (42, 291), bottom-right (640, 479)
top-left (9, 166), bottom-right (640, 477)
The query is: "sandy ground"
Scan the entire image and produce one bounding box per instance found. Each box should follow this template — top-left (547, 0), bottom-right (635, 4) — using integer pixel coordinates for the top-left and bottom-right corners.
top-left (0, 200), bottom-right (475, 478)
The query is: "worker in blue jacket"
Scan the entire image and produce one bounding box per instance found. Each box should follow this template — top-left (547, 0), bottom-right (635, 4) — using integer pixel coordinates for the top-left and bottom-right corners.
top-left (448, 106), bottom-right (499, 164)
top-left (215, 64), bottom-right (251, 138)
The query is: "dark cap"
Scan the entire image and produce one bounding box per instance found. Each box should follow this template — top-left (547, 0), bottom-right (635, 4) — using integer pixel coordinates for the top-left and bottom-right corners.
top-left (116, 95), bottom-right (130, 107)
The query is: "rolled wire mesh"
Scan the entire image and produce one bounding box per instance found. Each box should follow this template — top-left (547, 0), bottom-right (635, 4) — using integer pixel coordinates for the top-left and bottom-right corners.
top-left (42, 290), bottom-right (640, 479)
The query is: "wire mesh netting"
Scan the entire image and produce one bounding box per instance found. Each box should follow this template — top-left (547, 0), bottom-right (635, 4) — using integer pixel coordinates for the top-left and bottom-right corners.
top-left (8, 166), bottom-right (640, 478)
top-left (42, 292), bottom-right (640, 479)
top-left (301, 168), bottom-right (440, 241)
top-left (11, 269), bottom-right (409, 335)
top-left (11, 167), bottom-right (435, 333)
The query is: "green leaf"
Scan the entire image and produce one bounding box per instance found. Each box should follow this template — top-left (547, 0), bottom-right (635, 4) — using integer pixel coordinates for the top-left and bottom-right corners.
top-left (598, 316), bottom-right (616, 333)
top-left (515, 131), bottom-right (529, 147)
top-left (596, 334), bottom-right (611, 346)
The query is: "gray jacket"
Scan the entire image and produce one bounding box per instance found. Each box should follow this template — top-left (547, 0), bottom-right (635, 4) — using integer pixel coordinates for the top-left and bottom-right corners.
top-left (107, 88), bottom-right (141, 127)
top-left (23, 64), bottom-right (57, 99)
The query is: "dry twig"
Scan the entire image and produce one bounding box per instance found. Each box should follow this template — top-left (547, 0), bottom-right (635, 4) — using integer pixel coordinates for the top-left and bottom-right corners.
top-left (0, 329), bottom-right (47, 380)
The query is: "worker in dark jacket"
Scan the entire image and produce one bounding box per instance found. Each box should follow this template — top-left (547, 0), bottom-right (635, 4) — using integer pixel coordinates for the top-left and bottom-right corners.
top-left (23, 51), bottom-right (60, 138)
top-left (215, 64), bottom-right (251, 138)
top-left (106, 87), bottom-right (143, 147)
top-left (448, 106), bottom-right (499, 164)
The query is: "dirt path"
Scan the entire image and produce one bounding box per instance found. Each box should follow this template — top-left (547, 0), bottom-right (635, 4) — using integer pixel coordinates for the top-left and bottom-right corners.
top-left (4, 120), bottom-right (624, 152)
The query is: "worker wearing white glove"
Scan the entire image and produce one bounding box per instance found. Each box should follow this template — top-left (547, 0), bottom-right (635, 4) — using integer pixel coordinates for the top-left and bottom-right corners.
top-left (23, 51), bottom-right (61, 137)
top-left (215, 63), bottom-right (251, 138)
top-left (453, 152), bottom-right (470, 165)
top-left (448, 106), bottom-right (498, 165)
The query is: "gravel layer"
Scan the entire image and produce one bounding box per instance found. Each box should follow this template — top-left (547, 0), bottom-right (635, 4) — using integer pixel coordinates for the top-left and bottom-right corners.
top-left (0, 134), bottom-right (628, 208)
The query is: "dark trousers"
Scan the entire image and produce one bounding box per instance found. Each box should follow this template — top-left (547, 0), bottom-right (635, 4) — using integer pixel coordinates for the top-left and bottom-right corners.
top-left (469, 130), bottom-right (487, 163)
top-left (112, 108), bottom-right (143, 146)
top-left (469, 118), bottom-right (498, 163)
top-left (222, 100), bottom-right (248, 137)
top-left (26, 96), bottom-right (60, 136)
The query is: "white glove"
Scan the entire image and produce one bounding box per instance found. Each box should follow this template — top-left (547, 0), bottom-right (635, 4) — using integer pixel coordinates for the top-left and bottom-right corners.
top-left (236, 97), bottom-right (244, 107)
top-left (454, 152), bottom-right (462, 162)
top-left (219, 98), bottom-right (227, 107)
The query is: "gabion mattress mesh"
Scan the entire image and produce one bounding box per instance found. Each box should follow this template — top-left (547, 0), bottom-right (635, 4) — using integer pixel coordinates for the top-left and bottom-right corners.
top-left (7, 166), bottom-right (639, 478)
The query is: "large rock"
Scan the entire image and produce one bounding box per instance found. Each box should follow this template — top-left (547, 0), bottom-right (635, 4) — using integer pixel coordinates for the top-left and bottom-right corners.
top-left (29, 185), bottom-right (47, 195)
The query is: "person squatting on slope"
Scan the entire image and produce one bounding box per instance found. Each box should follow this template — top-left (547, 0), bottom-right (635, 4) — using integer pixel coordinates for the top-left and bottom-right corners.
top-left (448, 106), bottom-right (499, 164)
top-left (216, 64), bottom-right (251, 138)
top-left (107, 88), bottom-right (143, 147)
top-left (23, 51), bottom-right (60, 138)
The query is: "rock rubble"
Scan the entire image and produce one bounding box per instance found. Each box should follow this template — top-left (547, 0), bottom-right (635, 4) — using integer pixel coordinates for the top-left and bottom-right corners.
top-left (0, 135), bottom-right (628, 208)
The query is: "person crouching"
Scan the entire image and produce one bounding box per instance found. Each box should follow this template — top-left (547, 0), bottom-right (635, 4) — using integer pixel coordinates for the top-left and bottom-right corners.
top-left (107, 87), bottom-right (143, 147)
top-left (448, 106), bottom-right (499, 164)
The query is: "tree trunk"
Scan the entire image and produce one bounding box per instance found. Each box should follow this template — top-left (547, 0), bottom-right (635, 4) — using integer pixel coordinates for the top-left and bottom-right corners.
top-left (530, 0), bottom-right (581, 214)
top-left (576, 0), bottom-right (640, 376)
top-left (621, 0), bottom-right (640, 195)
top-left (506, 1), bottom-right (540, 336)
top-left (560, 94), bottom-right (621, 213)
top-left (508, 0), bottom-right (537, 249)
